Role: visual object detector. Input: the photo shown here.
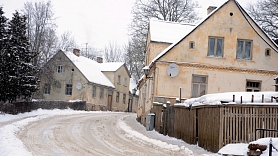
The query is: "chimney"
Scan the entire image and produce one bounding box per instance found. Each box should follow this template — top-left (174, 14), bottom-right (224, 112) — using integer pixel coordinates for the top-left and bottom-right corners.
top-left (97, 57), bottom-right (103, 63)
top-left (207, 6), bottom-right (217, 15)
top-left (73, 48), bottom-right (80, 57)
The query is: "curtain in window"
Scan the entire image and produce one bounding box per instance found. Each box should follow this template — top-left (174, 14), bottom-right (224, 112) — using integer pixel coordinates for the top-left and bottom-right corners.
top-left (237, 41), bottom-right (244, 59)
top-left (245, 41), bottom-right (251, 59)
top-left (216, 38), bottom-right (223, 57)
top-left (208, 38), bottom-right (215, 56)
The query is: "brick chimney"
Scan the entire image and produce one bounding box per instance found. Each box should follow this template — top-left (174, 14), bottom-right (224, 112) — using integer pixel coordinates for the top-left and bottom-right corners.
top-left (97, 57), bottom-right (103, 63)
top-left (73, 48), bottom-right (80, 57)
top-left (207, 6), bottom-right (217, 15)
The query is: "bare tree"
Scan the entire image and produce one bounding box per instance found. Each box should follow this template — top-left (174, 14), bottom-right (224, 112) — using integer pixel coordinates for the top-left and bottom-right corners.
top-left (103, 42), bottom-right (125, 62)
top-left (23, 0), bottom-right (57, 68)
top-left (246, 0), bottom-right (278, 42)
top-left (58, 31), bottom-right (77, 51)
top-left (127, 0), bottom-right (200, 82)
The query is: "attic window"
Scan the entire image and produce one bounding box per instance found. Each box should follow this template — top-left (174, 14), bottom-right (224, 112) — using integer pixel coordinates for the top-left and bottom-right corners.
top-left (265, 48), bottom-right (271, 56)
top-left (189, 41), bottom-right (195, 49)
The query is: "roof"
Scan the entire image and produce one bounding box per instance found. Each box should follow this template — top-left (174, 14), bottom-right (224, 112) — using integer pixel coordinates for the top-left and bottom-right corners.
top-left (99, 62), bottom-right (124, 72)
top-left (149, 19), bottom-right (195, 44)
top-left (148, 0), bottom-right (278, 68)
top-left (64, 51), bottom-right (115, 88)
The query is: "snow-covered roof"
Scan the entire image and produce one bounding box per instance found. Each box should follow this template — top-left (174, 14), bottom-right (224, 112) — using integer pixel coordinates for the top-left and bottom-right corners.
top-left (149, 19), bottom-right (195, 44)
top-left (64, 51), bottom-right (115, 88)
top-left (148, 0), bottom-right (278, 68)
top-left (99, 62), bottom-right (124, 72)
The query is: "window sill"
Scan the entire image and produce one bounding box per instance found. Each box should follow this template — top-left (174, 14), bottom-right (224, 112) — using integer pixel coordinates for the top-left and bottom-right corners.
top-left (206, 56), bottom-right (226, 59)
top-left (235, 59), bottom-right (254, 62)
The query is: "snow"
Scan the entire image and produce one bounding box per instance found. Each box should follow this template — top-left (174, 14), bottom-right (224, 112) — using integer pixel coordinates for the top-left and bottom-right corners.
top-left (176, 92), bottom-right (278, 108)
top-left (64, 51), bottom-right (115, 88)
top-left (99, 62), bottom-right (124, 72)
top-left (0, 108), bottom-right (277, 155)
top-left (149, 19), bottom-right (195, 44)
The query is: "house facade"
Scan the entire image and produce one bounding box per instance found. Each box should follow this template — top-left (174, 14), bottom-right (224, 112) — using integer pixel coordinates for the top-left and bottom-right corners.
top-left (137, 0), bottom-right (278, 124)
top-left (37, 49), bottom-right (136, 112)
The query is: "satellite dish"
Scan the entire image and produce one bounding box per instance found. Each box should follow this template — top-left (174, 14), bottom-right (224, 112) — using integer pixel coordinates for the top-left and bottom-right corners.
top-left (167, 63), bottom-right (179, 77)
top-left (76, 83), bottom-right (82, 90)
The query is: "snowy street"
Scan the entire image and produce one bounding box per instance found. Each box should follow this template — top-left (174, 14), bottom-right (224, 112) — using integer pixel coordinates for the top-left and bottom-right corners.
top-left (0, 110), bottom-right (216, 156)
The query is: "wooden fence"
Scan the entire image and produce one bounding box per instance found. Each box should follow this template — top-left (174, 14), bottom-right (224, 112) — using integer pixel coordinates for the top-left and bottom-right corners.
top-left (151, 103), bottom-right (278, 153)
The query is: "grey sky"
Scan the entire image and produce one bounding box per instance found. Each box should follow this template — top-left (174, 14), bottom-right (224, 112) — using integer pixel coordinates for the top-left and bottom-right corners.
top-left (1, 0), bottom-right (251, 50)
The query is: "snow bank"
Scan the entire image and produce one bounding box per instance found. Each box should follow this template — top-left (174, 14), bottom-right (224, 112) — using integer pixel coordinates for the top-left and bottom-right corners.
top-left (117, 117), bottom-right (194, 155)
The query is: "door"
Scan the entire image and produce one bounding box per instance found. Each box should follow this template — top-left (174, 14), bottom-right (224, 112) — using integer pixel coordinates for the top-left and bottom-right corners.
top-left (107, 95), bottom-right (112, 111)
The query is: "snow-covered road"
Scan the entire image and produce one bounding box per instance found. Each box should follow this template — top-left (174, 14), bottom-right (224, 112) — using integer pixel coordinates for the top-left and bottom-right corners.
top-left (0, 110), bottom-right (216, 156)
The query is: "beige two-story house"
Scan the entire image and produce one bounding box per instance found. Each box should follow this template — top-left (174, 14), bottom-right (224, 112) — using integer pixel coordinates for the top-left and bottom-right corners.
top-left (37, 49), bottom-right (134, 111)
top-left (138, 0), bottom-right (278, 124)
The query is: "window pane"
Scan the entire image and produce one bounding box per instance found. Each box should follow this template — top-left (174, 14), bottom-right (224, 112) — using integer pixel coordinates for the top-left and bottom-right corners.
top-left (216, 38), bottom-right (223, 57)
top-left (246, 89), bottom-right (252, 92)
top-left (193, 76), bottom-right (206, 83)
top-left (237, 41), bottom-right (244, 59)
top-left (208, 38), bottom-right (215, 56)
top-left (245, 41), bottom-right (251, 59)
top-left (200, 84), bottom-right (206, 96)
top-left (192, 84), bottom-right (199, 98)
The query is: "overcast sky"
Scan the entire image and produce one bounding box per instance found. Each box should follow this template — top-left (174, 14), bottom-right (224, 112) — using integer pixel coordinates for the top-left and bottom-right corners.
top-left (1, 0), bottom-right (251, 50)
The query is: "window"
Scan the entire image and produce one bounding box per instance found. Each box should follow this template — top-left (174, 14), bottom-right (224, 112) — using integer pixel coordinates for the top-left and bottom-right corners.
top-left (118, 75), bottom-right (121, 84)
top-left (44, 83), bottom-right (50, 94)
top-left (208, 37), bottom-right (223, 57)
top-left (57, 65), bottom-right (63, 73)
top-left (189, 41), bottom-right (195, 49)
top-left (92, 86), bottom-right (96, 97)
top-left (192, 75), bottom-right (208, 98)
top-left (99, 88), bottom-right (104, 99)
top-left (246, 80), bottom-right (261, 92)
top-left (265, 48), bottom-right (271, 57)
top-left (116, 92), bottom-right (119, 102)
top-left (124, 78), bottom-right (127, 86)
top-left (65, 84), bottom-right (72, 95)
top-left (123, 94), bottom-right (126, 104)
top-left (135, 98), bottom-right (138, 107)
top-left (237, 40), bottom-right (252, 60)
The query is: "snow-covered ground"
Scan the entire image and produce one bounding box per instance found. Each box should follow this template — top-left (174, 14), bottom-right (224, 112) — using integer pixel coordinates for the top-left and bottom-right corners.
top-left (0, 108), bottom-right (277, 155)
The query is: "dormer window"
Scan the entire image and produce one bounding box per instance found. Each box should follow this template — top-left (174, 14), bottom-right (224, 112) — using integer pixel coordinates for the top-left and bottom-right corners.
top-left (189, 41), bottom-right (195, 49)
top-left (265, 48), bottom-right (271, 57)
top-left (57, 65), bottom-right (63, 73)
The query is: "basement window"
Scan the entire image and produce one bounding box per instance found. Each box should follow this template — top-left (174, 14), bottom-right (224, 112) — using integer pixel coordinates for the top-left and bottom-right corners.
top-left (246, 80), bottom-right (261, 92)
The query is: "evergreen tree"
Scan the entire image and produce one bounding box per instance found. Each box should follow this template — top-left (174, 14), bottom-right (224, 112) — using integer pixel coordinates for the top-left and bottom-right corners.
top-left (5, 11), bottom-right (39, 102)
top-left (0, 7), bottom-right (9, 102)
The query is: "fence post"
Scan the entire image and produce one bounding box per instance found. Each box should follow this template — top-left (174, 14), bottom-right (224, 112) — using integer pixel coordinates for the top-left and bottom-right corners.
top-left (269, 138), bottom-right (272, 156)
top-left (233, 95), bottom-right (235, 102)
top-left (262, 94), bottom-right (264, 103)
top-left (251, 95), bottom-right (254, 103)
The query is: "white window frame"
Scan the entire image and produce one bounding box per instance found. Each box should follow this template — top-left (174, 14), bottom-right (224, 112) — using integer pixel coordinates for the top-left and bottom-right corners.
top-left (92, 86), bottom-right (96, 97)
top-left (65, 84), bottom-right (72, 95)
top-left (44, 83), bottom-right (50, 94)
top-left (57, 65), bottom-right (63, 73)
top-left (208, 37), bottom-right (224, 57)
top-left (117, 75), bottom-right (121, 84)
top-left (236, 39), bottom-right (252, 60)
top-left (191, 75), bottom-right (208, 98)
